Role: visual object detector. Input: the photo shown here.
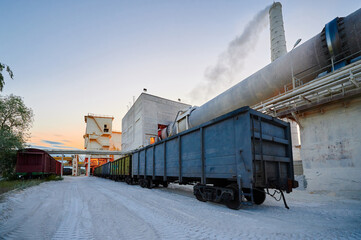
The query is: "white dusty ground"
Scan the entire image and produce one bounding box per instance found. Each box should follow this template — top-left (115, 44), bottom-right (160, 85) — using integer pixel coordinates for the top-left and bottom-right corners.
top-left (0, 176), bottom-right (360, 240)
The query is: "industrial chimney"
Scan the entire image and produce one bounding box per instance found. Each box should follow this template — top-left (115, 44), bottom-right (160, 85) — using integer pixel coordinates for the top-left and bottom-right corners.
top-left (269, 2), bottom-right (302, 167)
top-left (269, 2), bottom-right (287, 62)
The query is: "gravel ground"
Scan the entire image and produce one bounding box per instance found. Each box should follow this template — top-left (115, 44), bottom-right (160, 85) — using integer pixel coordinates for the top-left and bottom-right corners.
top-left (0, 176), bottom-right (360, 240)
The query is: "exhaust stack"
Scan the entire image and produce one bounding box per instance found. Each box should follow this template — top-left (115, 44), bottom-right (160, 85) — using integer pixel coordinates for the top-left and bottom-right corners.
top-left (269, 2), bottom-right (287, 61)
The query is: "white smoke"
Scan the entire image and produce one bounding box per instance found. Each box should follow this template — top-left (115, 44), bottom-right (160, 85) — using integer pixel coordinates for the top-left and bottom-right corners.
top-left (189, 5), bottom-right (271, 104)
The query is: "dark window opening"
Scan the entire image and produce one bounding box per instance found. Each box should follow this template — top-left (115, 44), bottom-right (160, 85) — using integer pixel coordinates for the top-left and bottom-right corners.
top-left (104, 124), bottom-right (109, 133)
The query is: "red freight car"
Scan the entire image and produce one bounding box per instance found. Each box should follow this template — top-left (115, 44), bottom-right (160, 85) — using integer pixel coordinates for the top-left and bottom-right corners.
top-left (16, 148), bottom-right (61, 177)
top-left (56, 161), bottom-right (62, 176)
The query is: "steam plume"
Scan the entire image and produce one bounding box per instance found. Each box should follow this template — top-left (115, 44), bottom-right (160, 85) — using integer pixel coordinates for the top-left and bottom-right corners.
top-left (189, 5), bottom-right (271, 104)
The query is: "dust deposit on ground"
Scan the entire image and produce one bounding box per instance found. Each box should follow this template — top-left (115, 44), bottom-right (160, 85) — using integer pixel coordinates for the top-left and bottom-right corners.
top-left (0, 176), bottom-right (360, 240)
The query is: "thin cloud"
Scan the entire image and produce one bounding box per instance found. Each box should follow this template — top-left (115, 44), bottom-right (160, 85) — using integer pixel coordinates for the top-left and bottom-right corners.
top-left (27, 144), bottom-right (52, 149)
top-left (53, 145), bottom-right (82, 150)
top-left (29, 143), bottom-right (82, 151)
top-left (42, 140), bottom-right (64, 145)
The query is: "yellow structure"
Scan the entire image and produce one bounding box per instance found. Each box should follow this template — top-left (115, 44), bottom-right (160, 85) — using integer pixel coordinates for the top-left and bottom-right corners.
top-left (53, 156), bottom-right (73, 166)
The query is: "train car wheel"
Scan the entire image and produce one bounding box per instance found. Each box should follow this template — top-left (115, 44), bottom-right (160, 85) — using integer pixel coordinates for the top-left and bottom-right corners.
top-left (143, 179), bottom-right (149, 188)
top-left (162, 182), bottom-right (168, 188)
top-left (195, 194), bottom-right (207, 202)
top-left (253, 188), bottom-right (266, 205)
top-left (225, 184), bottom-right (241, 210)
top-left (147, 179), bottom-right (153, 189)
top-left (125, 177), bottom-right (130, 185)
top-left (140, 179), bottom-right (145, 188)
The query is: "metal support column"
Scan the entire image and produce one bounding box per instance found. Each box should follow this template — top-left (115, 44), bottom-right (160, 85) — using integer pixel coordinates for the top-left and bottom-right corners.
top-left (72, 155), bottom-right (78, 176)
top-left (87, 155), bottom-right (91, 177)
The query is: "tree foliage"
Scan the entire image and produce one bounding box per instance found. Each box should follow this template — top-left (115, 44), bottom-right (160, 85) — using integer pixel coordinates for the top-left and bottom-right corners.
top-left (0, 94), bottom-right (33, 140)
top-left (0, 62), bottom-right (14, 92)
top-left (0, 129), bottom-right (23, 178)
top-left (0, 95), bottom-right (33, 177)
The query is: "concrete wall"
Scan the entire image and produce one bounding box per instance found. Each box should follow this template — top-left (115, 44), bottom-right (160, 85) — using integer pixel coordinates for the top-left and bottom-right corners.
top-left (84, 115), bottom-right (114, 161)
top-left (299, 99), bottom-right (361, 169)
top-left (110, 131), bottom-right (122, 160)
top-left (122, 93), bottom-right (191, 151)
top-left (299, 97), bottom-right (361, 199)
top-left (85, 116), bottom-right (113, 137)
top-left (121, 96), bottom-right (143, 151)
top-left (110, 132), bottom-right (122, 151)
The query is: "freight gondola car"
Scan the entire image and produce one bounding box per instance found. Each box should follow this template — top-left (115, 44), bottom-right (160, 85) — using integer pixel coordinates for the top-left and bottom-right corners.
top-left (94, 107), bottom-right (298, 209)
top-left (94, 156), bottom-right (132, 182)
top-left (109, 156), bottom-right (132, 183)
top-left (16, 148), bottom-right (61, 178)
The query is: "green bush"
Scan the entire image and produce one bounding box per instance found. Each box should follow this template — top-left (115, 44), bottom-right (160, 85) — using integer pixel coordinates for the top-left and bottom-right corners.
top-left (45, 175), bottom-right (63, 181)
top-left (0, 145), bottom-right (18, 179)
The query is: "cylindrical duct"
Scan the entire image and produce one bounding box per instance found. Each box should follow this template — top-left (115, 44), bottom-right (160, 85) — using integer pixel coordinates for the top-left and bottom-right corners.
top-left (184, 8), bottom-right (361, 131)
top-left (162, 8), bottom-right (361, 138)
top-left (269, 2), bottom-right (287, 62)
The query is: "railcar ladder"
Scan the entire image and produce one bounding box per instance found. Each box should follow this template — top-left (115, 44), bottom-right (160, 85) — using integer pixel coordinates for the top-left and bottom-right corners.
top-left (247, 115), bottom-right (267, 205)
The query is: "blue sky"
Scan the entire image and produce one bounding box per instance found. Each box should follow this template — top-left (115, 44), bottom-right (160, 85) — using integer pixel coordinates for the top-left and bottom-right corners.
top-left (1, 0), bottom-right (360, 149)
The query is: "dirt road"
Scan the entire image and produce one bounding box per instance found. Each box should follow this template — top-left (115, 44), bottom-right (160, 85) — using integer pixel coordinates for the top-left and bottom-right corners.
top-left (0, 176), bottom-right (360, 239)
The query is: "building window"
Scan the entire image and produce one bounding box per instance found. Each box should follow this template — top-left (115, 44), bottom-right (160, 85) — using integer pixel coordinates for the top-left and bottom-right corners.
top-left (104, 124), bottom-right (109, 132)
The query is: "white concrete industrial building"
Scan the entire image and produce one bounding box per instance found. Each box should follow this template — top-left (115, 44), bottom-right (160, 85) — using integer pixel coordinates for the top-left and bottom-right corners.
top-left (121, 93), bottom-right (191, 152)
top-left (83, 114), bottom-right (122, 175)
